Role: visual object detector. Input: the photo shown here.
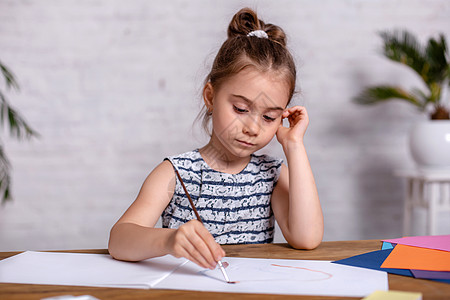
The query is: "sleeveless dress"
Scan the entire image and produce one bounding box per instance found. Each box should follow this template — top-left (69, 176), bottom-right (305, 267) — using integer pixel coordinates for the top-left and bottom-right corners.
top-left (161, 149), bottom-right (283, 244)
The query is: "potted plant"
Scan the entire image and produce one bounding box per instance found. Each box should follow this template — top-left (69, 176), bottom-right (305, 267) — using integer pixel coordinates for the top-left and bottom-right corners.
top-left (0, 61), bottom-right (38, 204)
top-left (354, 30), bottom-right (450, 170)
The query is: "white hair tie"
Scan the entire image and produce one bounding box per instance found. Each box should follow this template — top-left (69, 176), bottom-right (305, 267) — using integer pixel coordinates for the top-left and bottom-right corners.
top-left (247, 30), bottom-right (268, 39)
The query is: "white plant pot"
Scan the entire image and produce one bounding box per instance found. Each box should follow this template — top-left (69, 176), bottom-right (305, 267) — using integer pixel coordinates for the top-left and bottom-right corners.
top-left (409, 120), bottom-right (450, 171)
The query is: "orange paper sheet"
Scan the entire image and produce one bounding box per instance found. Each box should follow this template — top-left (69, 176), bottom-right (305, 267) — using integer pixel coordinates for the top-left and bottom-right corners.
top-left (381, 244), bottom-right (450, 271)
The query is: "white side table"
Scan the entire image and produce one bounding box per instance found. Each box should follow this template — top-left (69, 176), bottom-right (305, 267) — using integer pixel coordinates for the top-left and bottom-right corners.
top-left (394, 169), bottom-right (450, 236)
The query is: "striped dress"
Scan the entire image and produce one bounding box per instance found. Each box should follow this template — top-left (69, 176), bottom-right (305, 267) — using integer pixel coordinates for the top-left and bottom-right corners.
top-left (161, 149), bottom-right (283, 244)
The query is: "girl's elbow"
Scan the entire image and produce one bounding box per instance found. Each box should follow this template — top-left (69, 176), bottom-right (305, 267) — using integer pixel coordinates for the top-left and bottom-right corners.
top-left (287, 235), bottom-right (322, 250)
top-left (108, 244), bottom-right (140, 262)
top-left (108, 239), bottom-right (123, 260)
top-left (108, 230), bottom-right (135, 261)
top-left (108, 246), bottom-right (120, 260)
top-left (289, 240), bottom-right (320, 250)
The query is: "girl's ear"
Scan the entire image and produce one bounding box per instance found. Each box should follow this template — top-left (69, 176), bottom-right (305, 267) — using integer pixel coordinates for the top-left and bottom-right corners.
top-left (203, 82), bottom-right (214, 112)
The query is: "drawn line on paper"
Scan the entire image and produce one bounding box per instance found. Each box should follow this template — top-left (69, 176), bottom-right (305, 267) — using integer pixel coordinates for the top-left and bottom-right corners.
top-left (270, 263), bottom-right (333, 280)
top-left (199, 262), bottom-right (333, 284)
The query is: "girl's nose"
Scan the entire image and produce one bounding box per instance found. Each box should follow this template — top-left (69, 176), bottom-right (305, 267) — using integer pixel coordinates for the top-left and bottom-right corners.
top-left (242, 115), bottom-right (261, 136)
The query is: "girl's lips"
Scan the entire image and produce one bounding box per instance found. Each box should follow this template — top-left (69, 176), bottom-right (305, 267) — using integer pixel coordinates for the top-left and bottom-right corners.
top-left (236, 139), bottom-right (255, 147)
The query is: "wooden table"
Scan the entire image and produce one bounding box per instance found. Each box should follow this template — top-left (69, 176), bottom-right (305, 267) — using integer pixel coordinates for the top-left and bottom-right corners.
top-left (1, 240), bottom-right (449, 299)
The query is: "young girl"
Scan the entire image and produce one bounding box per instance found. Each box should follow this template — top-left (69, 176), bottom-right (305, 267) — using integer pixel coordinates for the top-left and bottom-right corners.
top-left (108, 7), bottom-right (323, 270)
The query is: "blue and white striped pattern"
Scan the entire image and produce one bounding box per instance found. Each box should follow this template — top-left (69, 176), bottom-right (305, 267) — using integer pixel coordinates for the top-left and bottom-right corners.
top-left (161, 149), bottom-right (283, 244)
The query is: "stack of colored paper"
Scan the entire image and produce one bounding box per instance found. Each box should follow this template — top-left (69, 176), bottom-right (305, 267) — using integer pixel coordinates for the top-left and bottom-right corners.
top-left (380, 235), bottom-right (450, 282)
top-left (332, 235), bottom-right (450, 284)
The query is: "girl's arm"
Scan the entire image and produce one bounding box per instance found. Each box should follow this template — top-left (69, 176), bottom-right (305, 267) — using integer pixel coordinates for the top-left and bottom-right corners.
top-left (108, 160), bottom-right (225, 269)
top-left (271, 106), bottom-right (324, 249)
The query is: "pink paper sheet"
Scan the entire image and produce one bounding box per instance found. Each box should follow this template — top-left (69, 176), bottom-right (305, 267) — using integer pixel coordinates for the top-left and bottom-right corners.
top-left (382, 235), bottom-right (450, 252)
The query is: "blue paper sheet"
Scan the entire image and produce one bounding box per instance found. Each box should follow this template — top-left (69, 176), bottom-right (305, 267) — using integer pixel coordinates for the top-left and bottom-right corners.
top-left (332, 249), bottom-right (412, 276)
top-left (381, 242), bottom-right (394, 250)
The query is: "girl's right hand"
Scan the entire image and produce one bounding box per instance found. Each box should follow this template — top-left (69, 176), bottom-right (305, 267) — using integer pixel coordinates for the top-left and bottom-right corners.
top-left (167, 220), bottom-right (225, 269)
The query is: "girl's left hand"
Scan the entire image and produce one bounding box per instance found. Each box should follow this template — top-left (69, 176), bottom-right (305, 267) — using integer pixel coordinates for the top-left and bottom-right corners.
top-left (276, 106), bottom-right (309, 147)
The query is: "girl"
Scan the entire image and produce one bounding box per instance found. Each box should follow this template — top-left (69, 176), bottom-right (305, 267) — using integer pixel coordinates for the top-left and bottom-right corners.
top-left (108, 8), bottom-right (323, 270)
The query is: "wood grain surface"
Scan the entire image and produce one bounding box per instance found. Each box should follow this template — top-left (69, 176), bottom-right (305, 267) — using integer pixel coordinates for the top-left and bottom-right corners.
top-left (1, 240), bottom-right (449, 300)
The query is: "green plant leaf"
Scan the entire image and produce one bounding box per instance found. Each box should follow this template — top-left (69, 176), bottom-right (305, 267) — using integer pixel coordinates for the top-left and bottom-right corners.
top-left (353, 85), bottom-right (424, 109)
top-left (0, 144), bottom-right (12, 204)
top-left (358, 30), bottom-right (450, 117)
top-left (0, 62), bottom-right (38, 204)
top-left (379, 30), bottom-right (429, 85)
top-left (0, 62), bottom-right (20, 91)
top-left (424, 34), bottom-right (449, 85)
top-left (0, 91), bottom-right (39, 140)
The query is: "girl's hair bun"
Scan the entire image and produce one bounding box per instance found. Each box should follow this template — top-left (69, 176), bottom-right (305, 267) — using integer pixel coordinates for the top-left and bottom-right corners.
top-left (227, 7), bottom-right (287, 47)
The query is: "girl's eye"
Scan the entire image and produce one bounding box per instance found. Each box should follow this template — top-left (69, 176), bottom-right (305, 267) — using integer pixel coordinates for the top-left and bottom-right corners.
top-left (263, 115), bottom-right (276, 122)
top-left (233, 105), bottom-right (248, 113)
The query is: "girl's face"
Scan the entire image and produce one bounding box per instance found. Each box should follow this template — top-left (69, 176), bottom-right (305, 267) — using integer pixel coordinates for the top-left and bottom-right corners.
top-left (204, 67), bottom-right (290, 160)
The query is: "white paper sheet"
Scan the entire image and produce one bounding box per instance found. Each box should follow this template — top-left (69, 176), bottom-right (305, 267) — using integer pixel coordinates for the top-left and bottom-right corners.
top-left (156, 256), bottom-right (388, 297)
top-left (0, 251), bottom-right (388, 297)
top-left (0, 251), bottom-right (187, 289)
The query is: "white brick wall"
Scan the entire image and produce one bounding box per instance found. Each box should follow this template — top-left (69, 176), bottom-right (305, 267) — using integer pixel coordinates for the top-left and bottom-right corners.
top-left (0, 0), bottom-right (449, 251)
